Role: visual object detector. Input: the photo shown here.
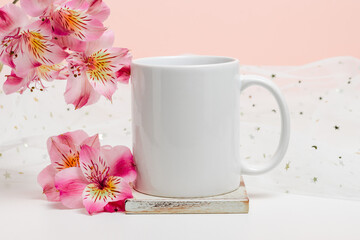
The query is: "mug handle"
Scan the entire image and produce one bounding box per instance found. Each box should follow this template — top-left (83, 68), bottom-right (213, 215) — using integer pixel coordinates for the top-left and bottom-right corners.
top-left (236, 75), bottom-right (291, 175)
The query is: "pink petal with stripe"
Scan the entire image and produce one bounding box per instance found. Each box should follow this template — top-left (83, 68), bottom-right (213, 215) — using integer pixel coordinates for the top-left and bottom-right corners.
top-left (55, 167), bottom-right (88, 209)
top-left (47, 130), bottom-right (89, 171)
top-left (52, 35), bottom-right (87, 52)
top-left (101, 145), bottom-right (137, 183)
top-left (0, 4), bottom-right (28, 36)
top-left (86, 0), bottom-right (110, 22)
top-left (2, 70), bottom-right (29, 94)
top-left (116, 65), bottom-right (131, 84)
top-left (37, 164), bottom-right (60, 201)
top-left (51, 7), bottom-right (106, 41)
top-left (85, 30), bottom-right (114, 55)
top-left (79, 145), bottom-right (109, 183)
top-left (64, 71), bottom-right (100, 109)
top-left (20, 0), bottom-right (52, 17)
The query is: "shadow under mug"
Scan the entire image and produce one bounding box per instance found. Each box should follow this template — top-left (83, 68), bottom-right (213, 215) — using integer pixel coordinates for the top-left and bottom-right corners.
top-left (131, 55), bottom-right (290, 198)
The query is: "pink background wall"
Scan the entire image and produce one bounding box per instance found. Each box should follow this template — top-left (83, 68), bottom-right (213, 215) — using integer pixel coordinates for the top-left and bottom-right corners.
top-left (2, 0), bottom-right (358, 65)
top-left (106, 0), bottom-right (359, 65)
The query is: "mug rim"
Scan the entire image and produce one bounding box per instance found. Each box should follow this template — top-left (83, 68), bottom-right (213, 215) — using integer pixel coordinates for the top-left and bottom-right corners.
top-left (132, 55), bottom-right (239, 68)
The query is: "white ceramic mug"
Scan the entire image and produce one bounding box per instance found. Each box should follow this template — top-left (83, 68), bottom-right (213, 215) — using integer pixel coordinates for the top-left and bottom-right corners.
top-left (131, 55), bottom-right (290, 198)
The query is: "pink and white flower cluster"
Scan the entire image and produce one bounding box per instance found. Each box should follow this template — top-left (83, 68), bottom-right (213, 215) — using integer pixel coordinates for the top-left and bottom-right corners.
top-left (0, 0), bottom-right (131, 109)
top-left (38, 130), bottom-right (136, 214)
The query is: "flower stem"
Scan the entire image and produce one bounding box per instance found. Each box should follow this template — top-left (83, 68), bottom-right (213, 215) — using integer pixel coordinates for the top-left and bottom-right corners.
top-left (12, 0), bottom-right (19, 4)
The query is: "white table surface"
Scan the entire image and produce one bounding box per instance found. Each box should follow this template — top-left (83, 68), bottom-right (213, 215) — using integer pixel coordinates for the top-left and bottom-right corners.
top-left (1, 170), bottom-right (359, 240)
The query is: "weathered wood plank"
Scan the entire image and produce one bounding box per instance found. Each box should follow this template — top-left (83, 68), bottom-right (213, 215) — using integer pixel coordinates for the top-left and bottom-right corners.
top-left (125, 177), bottom-right (249, 214)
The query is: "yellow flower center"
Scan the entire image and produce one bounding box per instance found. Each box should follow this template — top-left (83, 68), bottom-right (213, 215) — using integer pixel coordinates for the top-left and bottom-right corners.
top-left (86, 50), bottom-right (116, 83)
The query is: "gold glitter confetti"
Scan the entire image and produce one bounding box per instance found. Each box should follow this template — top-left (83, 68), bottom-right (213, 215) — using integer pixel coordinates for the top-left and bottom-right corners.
top-left (271, 74), bottom-right (276, 78)
top-left (285, 162), bottom-right (290, 171)
top-left (334, 125), bottom-right (339, 130)
top-left (34, 97), bottom-right (39, 102)
top-left (0, 153), bottom-right (2, 157)
top-left (312, 177), bottom-right (318, 183)
top-left (0, 105), bottom-right (3, 109)
top-left (18, 172), bottom-right (24, 174)
top-left (50, 112), bottom-right (53, 118)
top-left (14, 126), bottom-right (18, 130)
top-left (312, 145), bottom-right (318, 150)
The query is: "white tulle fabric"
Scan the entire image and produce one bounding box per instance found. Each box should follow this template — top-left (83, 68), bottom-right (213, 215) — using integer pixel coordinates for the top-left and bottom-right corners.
top-left (0, 56), bottom-right (359, 200)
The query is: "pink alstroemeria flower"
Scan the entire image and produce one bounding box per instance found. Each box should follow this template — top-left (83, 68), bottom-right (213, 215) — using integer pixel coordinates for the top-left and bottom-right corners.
top-left (38, 130), bottom-right (100, 201)
top-left (20, 0), bottom-right (109, 47)
top-left (55, 144), bottom-right (136, 214)
top-left (0, 18), bottom-right (69, 73)
top-left (64, 30), bottom-right (131, 109)
top-left (3, 63), bottom-right (67, 94)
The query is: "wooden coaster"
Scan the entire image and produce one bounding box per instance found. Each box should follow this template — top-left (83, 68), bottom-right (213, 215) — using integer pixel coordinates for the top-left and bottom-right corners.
top-left (125, 177), bottom-right (249, 214)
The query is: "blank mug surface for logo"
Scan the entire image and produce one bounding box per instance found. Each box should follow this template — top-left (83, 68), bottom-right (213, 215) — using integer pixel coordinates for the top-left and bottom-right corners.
top-left (131, 55), bottom-right (290, 198)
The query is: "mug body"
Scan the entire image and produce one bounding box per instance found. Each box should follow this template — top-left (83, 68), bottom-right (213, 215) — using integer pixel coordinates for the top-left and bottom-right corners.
top-left (131, 56), bottom-right (241, 197)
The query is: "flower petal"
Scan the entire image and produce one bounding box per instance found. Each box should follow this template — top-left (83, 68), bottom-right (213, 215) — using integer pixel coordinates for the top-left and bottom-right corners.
top-left (103, 183), bottom-right (133, 212)
top-left (55, 167), bottom-right (88, 208)
top-left (53, 130), bottom-right (90, 149)
top-left (2, 70), bottom-right (31, 94)
top-left (82, 176), bottom-right (131, 214)
top-left (52, 35), bottom-right (86, 52)
top-left (0, 4), bottom-right (28, 36)
top-left (79, 145), bottom-right (109, 183)
top-left (100, 145), bottom-right (137, 183)
top-left (85, 30), bottom-right (114, 54)
top-left (116, 65), bottom-right (131, 84)
top-left (51, 7), bottom-right (106, 41)
top-left (81, 134), bottom-right (100, 149)
top-left (47, 130), bottom-right (89, 171)
top-left (37, 164), bottom-right (60, 202)
top-left (86, 0), bottom-right (110, 22)
top-left (87, 72), bottom-right (118, 101)
top-left (85, 48), bottom-right (130, 100)
top-left (37, 64), bottom-right (67, 82)
top-left (20, 0), bottom-right (52, 17)
top-left (64, 71), bottom-right (100, 109)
